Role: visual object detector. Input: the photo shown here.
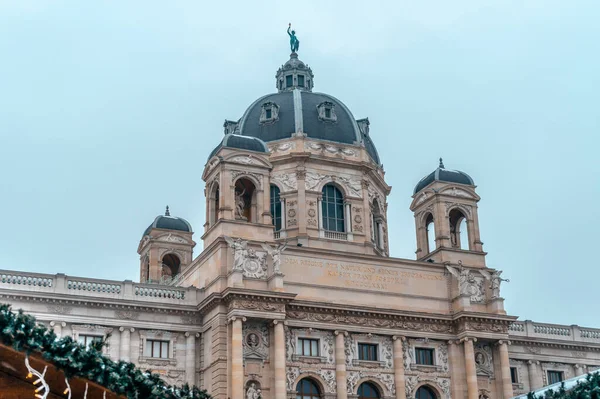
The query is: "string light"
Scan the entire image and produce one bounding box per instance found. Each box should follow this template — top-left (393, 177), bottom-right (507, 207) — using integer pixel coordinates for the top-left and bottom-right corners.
top-left (24, 356), bottom-right (49, 399)
top-left (63, 377), bottom-right (72, 399)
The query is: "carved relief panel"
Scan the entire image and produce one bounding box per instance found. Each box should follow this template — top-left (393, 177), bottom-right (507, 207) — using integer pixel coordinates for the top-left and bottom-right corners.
top-left (243, 320), bottom-right (269, 361)
top-left (474, 342), bottom-right (494, 377)
top-left (287, 199), bottom-right (298, 227)
top-left (306, 199), bottom-right (318, 228)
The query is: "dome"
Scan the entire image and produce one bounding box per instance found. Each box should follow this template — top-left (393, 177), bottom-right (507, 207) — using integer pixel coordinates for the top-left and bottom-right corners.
top-left (143, 206), bottom-right (193, 237)
top-left (413, 159), bottom-right (474, 194)
top-left (224, 53), bottom-right (381, 165)
top-left (207, 133), bottom-right (269, 161)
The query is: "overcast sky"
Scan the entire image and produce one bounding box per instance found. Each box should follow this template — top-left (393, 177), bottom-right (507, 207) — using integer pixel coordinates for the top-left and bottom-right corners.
top-left (0, 1), bottom-right (598, 327)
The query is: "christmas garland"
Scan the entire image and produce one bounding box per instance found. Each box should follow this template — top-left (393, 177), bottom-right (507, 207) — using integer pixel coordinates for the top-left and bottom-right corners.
top-left (527, 372), bottom-right (600, 399)
top-left (0, 304), bottom-right (211, 399)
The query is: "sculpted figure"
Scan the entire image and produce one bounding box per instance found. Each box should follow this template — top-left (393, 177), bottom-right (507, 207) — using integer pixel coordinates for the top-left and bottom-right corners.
top-left (261, 241), bottom-right (288, 274)
top-left (235, 188), bottom-right (247, 220)
top-left (246, 383), bottom-right (258, 399)
top-left (288, 23), bottom-right (300, 53)
top-left (480, 269), bottom-right (510, 299)
top-left (224, 236), bottom-right (248, 271)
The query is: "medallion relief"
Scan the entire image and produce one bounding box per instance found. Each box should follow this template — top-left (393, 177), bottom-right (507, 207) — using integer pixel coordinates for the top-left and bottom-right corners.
top-left (243, 321), bottom-right (269, 360)
top-left (474, 342), bottom-right (494, 377)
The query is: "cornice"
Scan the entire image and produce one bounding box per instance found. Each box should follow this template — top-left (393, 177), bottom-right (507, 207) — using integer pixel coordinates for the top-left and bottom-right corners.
top-left (0, 293), bottom-right (197, 316)
top-left (510, 338), bottom-right (600, 352)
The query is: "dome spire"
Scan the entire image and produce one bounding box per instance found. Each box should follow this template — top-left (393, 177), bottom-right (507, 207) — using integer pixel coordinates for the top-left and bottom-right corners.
top-left (439, 158), bottom-right (445, 168)
top-left (165, 205), bottom-right (170, 216)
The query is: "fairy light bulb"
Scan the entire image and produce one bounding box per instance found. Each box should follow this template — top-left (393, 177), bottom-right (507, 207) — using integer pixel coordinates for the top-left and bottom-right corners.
top-left (27, 372), bottom-right (33, 378)
top-left (63, 387), bottom-right (70, 394)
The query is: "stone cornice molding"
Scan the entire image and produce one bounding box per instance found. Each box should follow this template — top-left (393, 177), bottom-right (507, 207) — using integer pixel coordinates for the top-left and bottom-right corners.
top-left (510, 339), bottom-right (600, 352)
top-left (1, 294), bottom-right (198, 315)
top-left (286, 305), bottom-right (454, 335)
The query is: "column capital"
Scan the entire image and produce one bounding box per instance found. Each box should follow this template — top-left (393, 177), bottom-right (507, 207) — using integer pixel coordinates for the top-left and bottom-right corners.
top-left (392, 335), bottom-right (406, 342)
top-left (119, 327), bottom-right (135, 333)
top-left (527, 360), bottom-right (540, 366)
top-left (49, 321), bottom-right (66, 327)
top-left (229, 316), bottom-right (247, 323)
top-left (460, 337), bottom-right (477, 343)
top-left (185, 332), bottom-right (200, 338)
top-left (496, 340), bottom-right (511, 346)
top-left (335, 330), bottom-right (349, 337)
top-left (273, 320), bottom-right (288, 326)
top-left (447, 339), bottom-right (460, 345)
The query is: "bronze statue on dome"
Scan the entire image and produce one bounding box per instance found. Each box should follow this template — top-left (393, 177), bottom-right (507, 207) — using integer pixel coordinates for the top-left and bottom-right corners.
top-left (288, 23), bottom-right (299, 53)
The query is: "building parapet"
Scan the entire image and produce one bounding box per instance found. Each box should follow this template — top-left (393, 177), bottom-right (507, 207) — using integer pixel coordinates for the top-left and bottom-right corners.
top-left (0, 269), bottom-right (200, 306)
top-left (510, 320), bottom-right (600, 344)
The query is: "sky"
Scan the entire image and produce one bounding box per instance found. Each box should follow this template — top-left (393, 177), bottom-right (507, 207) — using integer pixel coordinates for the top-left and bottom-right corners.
top-left (0, 1), bottom-right (598, 327)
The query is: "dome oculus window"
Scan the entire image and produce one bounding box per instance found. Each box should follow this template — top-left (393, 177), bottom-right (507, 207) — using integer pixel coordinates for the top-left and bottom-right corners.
top-left (317, 101), bottom-right (337, 123)
top-left (260, 102), bottom-right (279, 124)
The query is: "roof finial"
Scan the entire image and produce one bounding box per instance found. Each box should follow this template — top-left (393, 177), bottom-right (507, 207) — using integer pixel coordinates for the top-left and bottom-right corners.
top-left (439, 157), bottom-right (445, 168)
top-left (165, 205), bottom-right (170, 216)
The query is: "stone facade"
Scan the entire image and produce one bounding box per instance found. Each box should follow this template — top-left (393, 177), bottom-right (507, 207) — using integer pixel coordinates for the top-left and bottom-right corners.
top-left (1, 53), bottom-right (598, 399)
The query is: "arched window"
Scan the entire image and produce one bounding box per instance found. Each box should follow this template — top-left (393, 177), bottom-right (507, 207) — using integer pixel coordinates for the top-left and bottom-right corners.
top-left (296, 378), bottom-right (321, 399)
top-left (161, 253), bottom-right (181, 283)
top-left (415, 386), bottom-right (437, 399)
top-left (208, 182), bottom-right (220, 225)
top-left (322, 184), bottom-right (345, 232)
top-left (372, 199), bottom-right (383, 249)
top-left (358, 382), bottom-right (380, 399)
top-left (425, 213), bottom-right (435, 253)
top-left (449, 208), bottom-right (469, 250)
top-left (270, 185), bottom-right (282, 231)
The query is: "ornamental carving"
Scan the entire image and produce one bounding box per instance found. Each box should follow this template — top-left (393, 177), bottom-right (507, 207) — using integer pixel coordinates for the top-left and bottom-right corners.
top-left (46, 304), bottom-right (72, 315)
top-left (286, 310), bottom-right (453, 333)
top-left (243, 321), bottom-right (269, 360)
top-left (304, 141), bottom-right (357, 157)
top-left (230, 155), bottom-right (262, 166)
top-left (464, 321), bottom-right (508, 334)
top-left (446, 265), bottom-right (485, 303)
top-left (444, 201), bottom-right (472, 216)
top-left (474, 343), bottom-right (494, 377)
top-left (115, 310), bottom-right (140, 320)
top-left (271, 173), bottom-right (298, 192)
top-left (286, 367), bottom-right (300, 391)
top-left (406, 376), bottom-right (450, 399)
top-left (285, 327), bottom-right (335, 364)
top-left (346, 371), bottom-right (395, 395)
top-left (229, 299), bottom-right (285, 313)
top-left (525, 346), bottom-right (542, 354)
top-left (304, 172), bottom-right (362, 197)
top-left (231, 170), bottom-right (262, 188)
top-left (157, 233), bottom-right (188, 244)
top-left (319, 369), bottom-right (336, 392)
top-left (269, 142), bottom-right (295, 153)
top-left (305, 172), bottom-right (329, 191)
top-left (347, 371), bottom-right (360, 393)
top-left (224, 237), bottom-right (267, 278)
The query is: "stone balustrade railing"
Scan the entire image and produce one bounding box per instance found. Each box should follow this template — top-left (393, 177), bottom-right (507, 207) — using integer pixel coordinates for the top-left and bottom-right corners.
top-left (0, 269), bottom-right (200, 306)
top-left (509, 320), bottom-right (600, 343)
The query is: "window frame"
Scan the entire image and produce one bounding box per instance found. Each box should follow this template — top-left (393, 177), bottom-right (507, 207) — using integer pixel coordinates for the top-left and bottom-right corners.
top-left (298, 74), bottom-right (305, 87)
top-left (415, 347), bottom-right (436, 366)
top-left (78, 334), bottom-right (103, 350)
top-left (297, 337), bottom-right (320, 357)
top-left (296, 378), bottom-right (321, 399)
top-left (357, 343), bottom-right (379, 362)
top-left (321, 184), bottom-right (345, 232)
top-left (510, 367), bottom-right (519, 384)
top-left (145, 339), bottom-right (170, 359)
top-left (270, 185), bottom-right (282, 231)
top-left (547, 370), bottom-right (564, 385)
top-left (139, 330), bottom-right (178, 365)
top-left (286, 75), bottom-right (293, 88)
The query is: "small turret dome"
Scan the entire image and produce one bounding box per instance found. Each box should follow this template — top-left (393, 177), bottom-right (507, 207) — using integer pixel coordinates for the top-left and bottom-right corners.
top-left (413, 158), bottom-right (474, 194)
top-left (143, 206), bottom-right (192, 237)
top-left (207, 133), bottom-right (269, 161)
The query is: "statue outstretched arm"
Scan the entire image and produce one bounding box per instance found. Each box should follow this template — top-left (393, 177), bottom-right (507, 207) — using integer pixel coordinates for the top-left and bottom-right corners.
top-left (287, 25), bottom-right (292, 38)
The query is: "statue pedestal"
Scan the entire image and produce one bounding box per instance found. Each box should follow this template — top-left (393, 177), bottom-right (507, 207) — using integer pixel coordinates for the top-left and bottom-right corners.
top-left (268, 272), bottom-right (285, 292)
top-left (451, 294), bottom-right (471, 313)
top-left (488, 297), bottom-right (506, 314)
top-left (228, 269), bottom-right (244, 288)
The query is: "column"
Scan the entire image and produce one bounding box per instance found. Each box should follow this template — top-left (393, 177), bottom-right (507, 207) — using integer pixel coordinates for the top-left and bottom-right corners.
top-left (448, 340), bottom-right (464, 399)
top-left (317, 197), bottom-right (324, 235)
top-left (527, 360), bottom-right (543, 391)
top-left (231, 317), bottom-right (245, 399)
top-left (498, 341), bottom-right (513, 399)
top-left (50, 321), bottom-right (66, 338)
top-left (111, 327), bottom-right (121, 361)
top-left (335, 331), bottom-right (348, 399)
top-left (119, 327), bottom-right (134, 362)
top-left (344, 203), bottom-right (352, 233)
top-left (392, 336), bottom-right (407, 399)
top-left (463, 338), bottom-right (479, 399)
top-left (377, 222), bottom-right (384, 249)
top-left (280, 199), bottom-right (287, 230)
top-left (186, 332), bottom-right (199, 386)
top-left (274, 321), bottom-right (286, 399)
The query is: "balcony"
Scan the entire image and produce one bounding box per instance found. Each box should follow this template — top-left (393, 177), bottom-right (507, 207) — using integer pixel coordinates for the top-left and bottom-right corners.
top-left (323, 230), bottom-right (347, 241)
